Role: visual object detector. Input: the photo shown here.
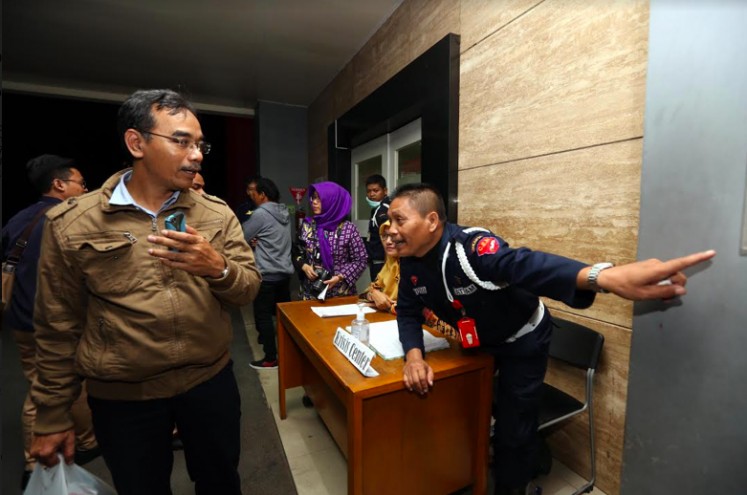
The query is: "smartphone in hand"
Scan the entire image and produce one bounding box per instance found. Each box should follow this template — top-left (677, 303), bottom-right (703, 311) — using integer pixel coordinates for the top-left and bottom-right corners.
top-left (165, 212), bottom-right (186, 232)
top-left (164, 212), bottom-right (186, 251)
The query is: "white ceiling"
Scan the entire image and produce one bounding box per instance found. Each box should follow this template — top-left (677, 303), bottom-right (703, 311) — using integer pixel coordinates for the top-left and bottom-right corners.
top-left (2, 0), bottom-right (403, 114)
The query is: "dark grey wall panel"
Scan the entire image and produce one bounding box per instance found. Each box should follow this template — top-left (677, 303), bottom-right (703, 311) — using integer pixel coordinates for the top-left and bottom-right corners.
top-left (623, 2), bottom-right (747, 494)
top-left (256, 100), bottom-right (308, 206)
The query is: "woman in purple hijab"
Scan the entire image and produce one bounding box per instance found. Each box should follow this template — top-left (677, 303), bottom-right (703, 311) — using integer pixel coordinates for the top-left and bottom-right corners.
top-left (292, 181), bottom-right (368, 300)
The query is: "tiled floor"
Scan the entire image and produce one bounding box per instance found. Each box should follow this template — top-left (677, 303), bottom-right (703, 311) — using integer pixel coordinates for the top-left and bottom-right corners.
top-left (240, 306), bottom-right (608, 495)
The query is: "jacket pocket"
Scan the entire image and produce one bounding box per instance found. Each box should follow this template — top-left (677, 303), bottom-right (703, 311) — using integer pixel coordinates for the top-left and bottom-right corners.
top-left (67, 232), bottom-right (143, 296)
top-left (191, 219), bottom-right (223, 247)
top-left (77, 316), bottom-right (128, 379)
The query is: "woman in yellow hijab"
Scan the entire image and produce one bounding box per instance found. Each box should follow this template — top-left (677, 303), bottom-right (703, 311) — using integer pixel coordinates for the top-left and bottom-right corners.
top-left (363, 220), bottom-right (399, 312)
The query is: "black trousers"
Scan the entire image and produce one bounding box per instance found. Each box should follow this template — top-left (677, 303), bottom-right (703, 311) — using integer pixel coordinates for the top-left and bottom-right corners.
top-left (88, 363), bottom-right (242, 495)
top-left (253, 277), bottom-right (291, 361)
top-left (490, 312), bottom-right (553, 490)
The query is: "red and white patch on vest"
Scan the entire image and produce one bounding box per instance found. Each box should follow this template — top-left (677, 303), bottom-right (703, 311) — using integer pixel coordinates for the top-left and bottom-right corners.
top-left (476, 237), bottom-right (499, 256)
top-left (410, 275), bottom-right (419, 286)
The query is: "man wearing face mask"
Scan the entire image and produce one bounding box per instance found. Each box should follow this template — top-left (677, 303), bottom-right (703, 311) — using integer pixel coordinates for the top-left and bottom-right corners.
top-left (364, 174), bottom-right (390, 281)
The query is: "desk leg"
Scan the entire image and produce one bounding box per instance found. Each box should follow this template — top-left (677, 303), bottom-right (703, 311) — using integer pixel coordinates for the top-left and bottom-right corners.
top-left (277, 314), bottom-right (289, 419)
top-left (472, 364), bottom-right (493, 495)
top-left (347, 396), bottom-right (364, 495)
top-left (277, 311), bottom-right (306, 420)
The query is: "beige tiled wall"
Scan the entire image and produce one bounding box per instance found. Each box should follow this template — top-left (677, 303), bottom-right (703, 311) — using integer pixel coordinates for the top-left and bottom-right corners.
top-left (306, 1), bottom-right (650, 493)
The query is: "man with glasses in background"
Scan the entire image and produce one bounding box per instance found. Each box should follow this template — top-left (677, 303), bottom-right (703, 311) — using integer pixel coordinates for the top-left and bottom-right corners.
top-left (28, 90), bottom-right (261, 495)
top-left (2, 154), bottom-right (96, 490)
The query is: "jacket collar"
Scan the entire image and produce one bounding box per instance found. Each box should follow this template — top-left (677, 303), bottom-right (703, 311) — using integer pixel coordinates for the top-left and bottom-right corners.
top-left (99, 168), bottom-right (196, 214)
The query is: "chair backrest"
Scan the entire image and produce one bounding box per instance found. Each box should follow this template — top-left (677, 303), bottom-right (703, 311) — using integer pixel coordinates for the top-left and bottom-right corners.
top-left (549, 318), bottom-right (604, 371)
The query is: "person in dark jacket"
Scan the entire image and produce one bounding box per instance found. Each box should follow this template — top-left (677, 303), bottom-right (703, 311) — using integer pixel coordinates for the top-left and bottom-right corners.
top-left (234, 176), bottom-right (257, 225)
top-left (1, 154), bottom-right (96, 489)
top-left (388, 183), bottom-right (715, 495)
top-left (364, 174), bottom-right (390, 281)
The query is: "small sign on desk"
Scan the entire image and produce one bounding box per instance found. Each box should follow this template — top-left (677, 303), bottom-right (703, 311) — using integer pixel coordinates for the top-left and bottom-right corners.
top-left (333, 328), bottom-right (379, 377)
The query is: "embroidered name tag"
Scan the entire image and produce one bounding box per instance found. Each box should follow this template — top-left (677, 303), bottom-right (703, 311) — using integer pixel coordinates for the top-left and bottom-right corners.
top-left (454, 284), bottom-right (477, 296)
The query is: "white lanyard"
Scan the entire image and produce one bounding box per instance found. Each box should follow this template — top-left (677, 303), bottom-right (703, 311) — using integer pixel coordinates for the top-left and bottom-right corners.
top-left (440, 231), bottom-right (508, 305)
top-left (441, 241), bottom-right (457, 303)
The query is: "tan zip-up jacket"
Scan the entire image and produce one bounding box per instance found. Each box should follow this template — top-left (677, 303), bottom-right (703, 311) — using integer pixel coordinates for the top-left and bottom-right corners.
top-left (31, 169), bottom-right (261, 434)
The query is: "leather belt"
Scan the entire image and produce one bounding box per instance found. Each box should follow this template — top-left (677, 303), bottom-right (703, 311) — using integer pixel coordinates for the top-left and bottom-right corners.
top-left (505, 301), bottom-right (545, 343)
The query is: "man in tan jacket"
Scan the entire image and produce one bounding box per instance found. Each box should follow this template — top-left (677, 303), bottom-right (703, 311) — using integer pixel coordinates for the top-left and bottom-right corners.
top-left (30, 89), bottom-right (261, 495)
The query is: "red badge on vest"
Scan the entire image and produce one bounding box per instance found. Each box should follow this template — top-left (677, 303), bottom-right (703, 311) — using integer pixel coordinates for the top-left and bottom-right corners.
top-left (411, 275), bottom-right (418, 286)
top-left (476, 237), bottom-right (499, 256)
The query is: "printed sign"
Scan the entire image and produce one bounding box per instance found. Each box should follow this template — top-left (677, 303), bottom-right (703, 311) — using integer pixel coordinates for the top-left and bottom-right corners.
top-left (289, 187), bottom-right (308, 205)
top-left (333, 328), bottom-right (378, 377)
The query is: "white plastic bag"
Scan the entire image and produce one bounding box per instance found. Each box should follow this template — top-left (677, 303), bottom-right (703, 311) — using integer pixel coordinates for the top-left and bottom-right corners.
top-left (24, 454), bottom-right (116, 495)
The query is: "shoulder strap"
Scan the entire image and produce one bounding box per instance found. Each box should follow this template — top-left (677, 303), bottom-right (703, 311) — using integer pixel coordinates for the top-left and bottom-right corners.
top-left (5, 205), bottom-right (53, 266)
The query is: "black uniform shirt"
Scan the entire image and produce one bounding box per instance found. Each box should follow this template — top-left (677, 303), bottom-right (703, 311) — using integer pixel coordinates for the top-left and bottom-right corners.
top-left (397, 223), bottom-right (596, 356)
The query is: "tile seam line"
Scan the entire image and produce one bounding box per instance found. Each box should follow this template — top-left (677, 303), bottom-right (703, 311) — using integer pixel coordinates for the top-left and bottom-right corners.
top-left (459, 136), bottom-right (644, 172)
top-left (461, 0), bottom-right (548, 56)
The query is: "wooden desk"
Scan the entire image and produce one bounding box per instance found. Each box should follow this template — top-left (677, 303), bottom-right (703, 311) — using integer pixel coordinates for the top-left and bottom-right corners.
top-left (277, 297), bottom-right (493, 495)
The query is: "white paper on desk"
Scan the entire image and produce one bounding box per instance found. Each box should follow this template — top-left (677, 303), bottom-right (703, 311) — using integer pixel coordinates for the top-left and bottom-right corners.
top-left (365, 320), bottom-right (451, 360)
top-left (311, 304), bottom-right (376, 318)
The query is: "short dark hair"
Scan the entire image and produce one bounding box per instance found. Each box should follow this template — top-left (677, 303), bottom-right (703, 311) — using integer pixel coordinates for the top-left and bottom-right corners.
top-left (392, 183), bottom-right (447, 223)
top-left (252, 176), bottom-right (280, 202)
top-left (365, 174), bottom-right (387, 189)
top-left (26, 154), bottom-right (75, 195)
top-left (117, 89), bottom-right (196, 163)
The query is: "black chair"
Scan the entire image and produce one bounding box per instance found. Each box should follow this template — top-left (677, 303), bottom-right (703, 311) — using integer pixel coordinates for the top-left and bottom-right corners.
top-left (538, 318), bottom-right (605, 495)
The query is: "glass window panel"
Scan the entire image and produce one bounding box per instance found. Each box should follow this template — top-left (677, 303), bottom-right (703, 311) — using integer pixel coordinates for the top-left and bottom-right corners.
top-left (396, 141), bottom-right (422, 186)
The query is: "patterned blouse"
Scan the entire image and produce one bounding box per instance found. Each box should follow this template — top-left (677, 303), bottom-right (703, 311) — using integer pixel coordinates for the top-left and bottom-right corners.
top-left (294, 220), bottom-right (368, 300)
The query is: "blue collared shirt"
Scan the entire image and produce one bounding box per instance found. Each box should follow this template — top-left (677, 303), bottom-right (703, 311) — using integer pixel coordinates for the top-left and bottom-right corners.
top-left (109, 170), bottom-right (181, 217)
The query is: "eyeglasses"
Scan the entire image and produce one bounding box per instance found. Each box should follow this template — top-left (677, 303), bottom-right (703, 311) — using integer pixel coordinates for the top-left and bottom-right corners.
top-left (381, 234), bottom-right (395, 241)
top-left (61, 179), bottom-right (87, 189)
top-left (142, 130), bottom-right (212, 155)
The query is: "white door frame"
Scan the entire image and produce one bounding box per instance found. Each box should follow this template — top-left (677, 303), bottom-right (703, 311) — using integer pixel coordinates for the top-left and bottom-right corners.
top-left (351, 134), bottom-right (389, 233)
top-left (389, 118), bottom-right (422, 185)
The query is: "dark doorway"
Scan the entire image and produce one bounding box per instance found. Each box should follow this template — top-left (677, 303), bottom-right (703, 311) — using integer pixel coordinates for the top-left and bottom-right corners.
top-left (328, 34), bottom-right (460, 220)
top-left (2, 92), bottom-right (255, 224)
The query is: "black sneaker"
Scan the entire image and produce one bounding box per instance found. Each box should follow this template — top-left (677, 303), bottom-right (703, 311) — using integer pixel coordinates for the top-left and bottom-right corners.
top-left (249, 358), bottom-right (278, 370)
